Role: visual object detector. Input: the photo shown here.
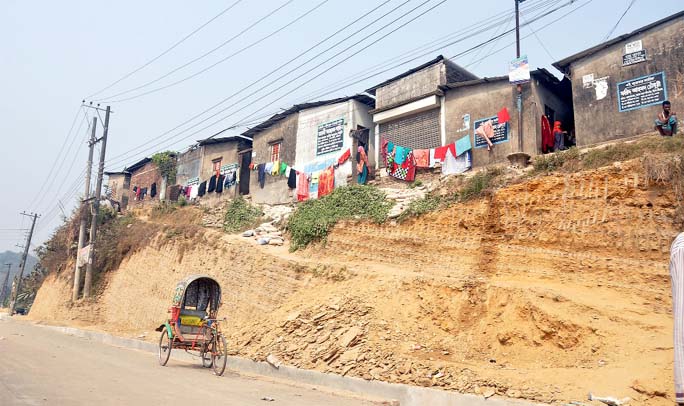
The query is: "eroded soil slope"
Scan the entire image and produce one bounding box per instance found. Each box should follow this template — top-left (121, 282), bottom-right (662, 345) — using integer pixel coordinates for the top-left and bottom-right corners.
top-left (30, 159), bottom-right (679, 405)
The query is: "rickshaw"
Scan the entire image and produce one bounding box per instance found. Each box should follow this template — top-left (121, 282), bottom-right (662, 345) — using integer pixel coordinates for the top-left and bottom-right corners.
top-left (155, 275), bottom-right (228, 376)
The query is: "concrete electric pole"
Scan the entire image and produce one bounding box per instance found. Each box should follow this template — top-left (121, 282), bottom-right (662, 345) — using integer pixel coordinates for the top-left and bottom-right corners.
top-left (9, 212), bottom-right (39, 314)
top-left (84, 105), bottom-right (110, 298)
top-left (73, 116), bottom-right (97, 301)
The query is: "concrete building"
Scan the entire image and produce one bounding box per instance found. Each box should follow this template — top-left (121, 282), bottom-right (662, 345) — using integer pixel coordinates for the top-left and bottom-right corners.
top-left (553, 11), bottom-right (684, 146)
top-left (441, 69), bottom-right (573, 167)
top-left (367, 55), bottom-right (478, 165)
top-left (244, 95), bottom-right (374, 205)
top-left (126, 157), bottom-right (163, 205)
top-left (103, 171), bottom-right (130, 210)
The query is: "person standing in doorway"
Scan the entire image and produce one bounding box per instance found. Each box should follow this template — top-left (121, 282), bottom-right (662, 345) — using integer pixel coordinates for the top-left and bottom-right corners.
top-left (671, 232), bottom-right (684, 405)
top-left (656, 101), bottom-right (678, 136)
top-left (357, 146), bottom-right (369, 184)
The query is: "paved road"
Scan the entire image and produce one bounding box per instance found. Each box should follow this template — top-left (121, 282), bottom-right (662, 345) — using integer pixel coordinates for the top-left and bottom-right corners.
top-left (0, 318), bottom-right (378, 406)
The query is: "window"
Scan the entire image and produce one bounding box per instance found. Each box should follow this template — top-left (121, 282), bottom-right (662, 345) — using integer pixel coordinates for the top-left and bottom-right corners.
top-left (212, 158), bottom-right (222, 172)
top-left (270, 142), bottom-right (281, 162)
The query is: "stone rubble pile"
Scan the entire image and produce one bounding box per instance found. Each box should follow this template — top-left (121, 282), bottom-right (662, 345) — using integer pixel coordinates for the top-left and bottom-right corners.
top-left (233, 297), bottom-right (546, 401)
top-left (242, 222), bottom-right (285, 246)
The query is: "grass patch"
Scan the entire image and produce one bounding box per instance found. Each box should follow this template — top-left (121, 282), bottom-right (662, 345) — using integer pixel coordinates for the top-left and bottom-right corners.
top-left (287, 185), bottom-right (391, 250)
top-left (397, 194), bottom-right (442, 222)
top-left (459, 168), bottom-right (502, 201)
top-left (532, 147), bottom-right (580, 173)
top-left (223, 196), bottom-right (263, 233)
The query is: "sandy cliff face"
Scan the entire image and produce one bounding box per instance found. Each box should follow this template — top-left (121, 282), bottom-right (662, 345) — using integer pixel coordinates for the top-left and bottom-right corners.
top-left (30, 159), bottom-right (679, 405)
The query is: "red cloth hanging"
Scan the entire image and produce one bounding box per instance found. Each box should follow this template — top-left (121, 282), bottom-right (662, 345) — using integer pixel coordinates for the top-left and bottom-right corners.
top-left (497, 107), bottom-right (511, 124)
top-left (337, 148), bottom-right (351, 165)
top-left (541, 115), bottom-right (554, 153)
top-left (432, 143), bottom-right (456, 162)
top-left (297, 172), bottom-right (309, 201)
top-left (317, 166), bottom-right (335, 198)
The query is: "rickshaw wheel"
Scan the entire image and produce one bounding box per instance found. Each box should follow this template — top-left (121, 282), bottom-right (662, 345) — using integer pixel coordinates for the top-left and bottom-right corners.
top-left (201, 348), bottom-right (213, 368)
top-left (158, 327), bottom-right (172, 366)
top-left (211, 334), bottom-right (228, 376)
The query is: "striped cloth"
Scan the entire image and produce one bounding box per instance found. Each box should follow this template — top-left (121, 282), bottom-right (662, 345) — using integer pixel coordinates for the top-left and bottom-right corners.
top-left (671, 232), bottom-right (684, 403)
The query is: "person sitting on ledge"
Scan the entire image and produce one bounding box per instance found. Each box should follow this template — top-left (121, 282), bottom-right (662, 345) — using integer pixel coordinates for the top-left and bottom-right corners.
top-left (655, 100), bottom-right (677, 136)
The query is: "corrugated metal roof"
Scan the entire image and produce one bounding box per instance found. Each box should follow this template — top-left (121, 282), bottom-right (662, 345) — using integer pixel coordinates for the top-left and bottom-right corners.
top-left (553, 10), bottom-right (684, 71)
top-left (439, 69), bottom-right (560, 91)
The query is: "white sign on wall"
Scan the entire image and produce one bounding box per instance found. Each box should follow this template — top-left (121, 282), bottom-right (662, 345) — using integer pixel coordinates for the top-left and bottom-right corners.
top-left (582, 74), bottom-right (595, 89)
top-left (625, 40), bottom-right (643, 54)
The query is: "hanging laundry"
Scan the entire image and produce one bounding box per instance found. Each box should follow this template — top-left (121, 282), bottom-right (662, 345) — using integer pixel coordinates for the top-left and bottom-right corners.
top-left (497, 107), bottom-right (511, 124)
top-left (257, 163), bottom-right (266, 189)
top-left (334, 165), bottom-right (348, 188)
top-left (135, 187), bottom-right (141, 200)
top-left (189, 184), bottom-right (199, 199)
top-left (394, 145), bottom-right (410, 165)
top-left (337, 148), bottom-right (351, 165)
top-left (279, 162), bottom-right (287, 175)
top-left (442, 149), bottom-right (472, 175)
top-left (271, 161), bottom-right (280, 176)
top-left (264, 162), bottom-right (274, 175)
top-left (433, 144), bottom-right (456, 162)
top-left (387, 141), bottom-right (395, 155)
top-left (216, 174), bottom-right (225, 193)
top-left (455, 135), bottom-right (472, 156)
top-left (429, 149), bottom-right (438, 168)
top-left (208, 175), bottom-right (217, 193)
top-left (413, 149), bottom-right (430, 168)
top-left (380, 138), bottom-right (389, 165)
top-left (150, 183), bottom-right (157, 198)
top-left (287, 167), bottom-right (297, 189)
top-left (311, 171), bottom-right (321, 185)
top-left (317, 166), bottom-right (335, 198)
top-left (475, 121), bottom-right (495, 150)
top-left (198, 181), bottom-right (207, 197)
top-left (296, 172), bottom-right (310, 201)
top-left (541, 115), bottom-right (554, 153)
top-left (389, 151), bottom-right (416, 182)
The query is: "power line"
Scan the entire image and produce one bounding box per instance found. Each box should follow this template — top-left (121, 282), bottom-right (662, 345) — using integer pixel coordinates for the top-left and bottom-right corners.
top-left (85, 0), bottom-right (245, 99)
top-left (102, 0), bottom-right (418, 167)
top-left (95, 0), bottom-right (299, 102)
top-left (603, 0), bottom-right (637, 41)
top-left (26, 105), bottom-right (84, 211)
top-left (464, 0), bottom-right (595, 68)
top-left (106, 0), bottom-right (560, 170)
top-left (520, 6), bottom-right (556, 60)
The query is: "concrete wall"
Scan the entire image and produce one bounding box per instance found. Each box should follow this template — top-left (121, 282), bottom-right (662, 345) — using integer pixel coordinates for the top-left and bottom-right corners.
top-left (176, 148), bottom-right (201, 186)
top-left (375, 63), bottom-right (443, 109)
top-left (250, 113), bottom-right (299, 205)
top-left (444, 80), bottom-right (537, 168)
top-left (129, 162), bottom-right (163, 204)
top-left (199, 142), bottom-right (239, 182)
top-left (566, 16), bottom-right (684, 145)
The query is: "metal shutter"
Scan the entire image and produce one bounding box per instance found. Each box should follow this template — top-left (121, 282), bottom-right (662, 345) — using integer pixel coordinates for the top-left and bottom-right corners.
top-left (379, 108), bottom-right (441, 151)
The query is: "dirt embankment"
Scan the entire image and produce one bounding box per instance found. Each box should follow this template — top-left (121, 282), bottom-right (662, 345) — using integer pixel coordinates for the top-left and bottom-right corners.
top-left (30, 159), bottom-right (679, 405)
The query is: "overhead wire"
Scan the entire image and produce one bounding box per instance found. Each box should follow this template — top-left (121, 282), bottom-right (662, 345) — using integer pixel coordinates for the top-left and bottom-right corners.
top-left (603, 0), bottom-right (638, 41)
top-left (105, 0), bottom-right (571, 171)
top-left (105, 0), bottom-right (566, 170)
top-left (85, 0), bottom-right (245, 99)
top-left (26, 105), bottom-right (84, 212)
top-left (463, 0), bottom-right (595, 68)
top-left (95, 0), bottom-right (300, 102)
top-left (102, 0), bottom-right (422, 167)
top-left (106, 0), bottom-right (445, 168)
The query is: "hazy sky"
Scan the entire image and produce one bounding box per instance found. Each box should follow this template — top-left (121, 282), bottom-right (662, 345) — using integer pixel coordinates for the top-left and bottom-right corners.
top-left (1, 0), bottom-right (680, 253)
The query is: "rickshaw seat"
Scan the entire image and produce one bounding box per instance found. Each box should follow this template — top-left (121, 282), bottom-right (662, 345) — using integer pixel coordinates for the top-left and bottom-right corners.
top-left (180, 309), bottom-right (207, 318)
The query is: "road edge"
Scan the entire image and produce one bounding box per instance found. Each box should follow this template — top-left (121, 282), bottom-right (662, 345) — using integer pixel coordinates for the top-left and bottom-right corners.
top-left (26, 318), bottom-right (544, 406)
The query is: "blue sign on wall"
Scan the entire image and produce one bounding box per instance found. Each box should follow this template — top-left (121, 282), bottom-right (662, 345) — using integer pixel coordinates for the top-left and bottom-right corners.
top-left (617, 72), bottom-right (667, 112)
top-left (473, 116), bottom-right (509, 149)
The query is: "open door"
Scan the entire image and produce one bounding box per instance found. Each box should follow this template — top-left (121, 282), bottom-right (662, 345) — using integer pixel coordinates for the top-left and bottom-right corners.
top-left (239, 151), bottom-right (251, 195)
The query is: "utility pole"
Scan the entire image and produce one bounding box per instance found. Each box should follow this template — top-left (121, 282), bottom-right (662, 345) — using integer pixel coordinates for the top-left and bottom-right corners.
top-left (73, 116), bottom-right (97, 301)
top-left (515, 0), bottom-right (523, 153)
top-left (84, 105), bottom-right (110, 298)
top-left (9, 213), bottom-right (38, 314)
top-left (0, 264), bottom-right (11, 306)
